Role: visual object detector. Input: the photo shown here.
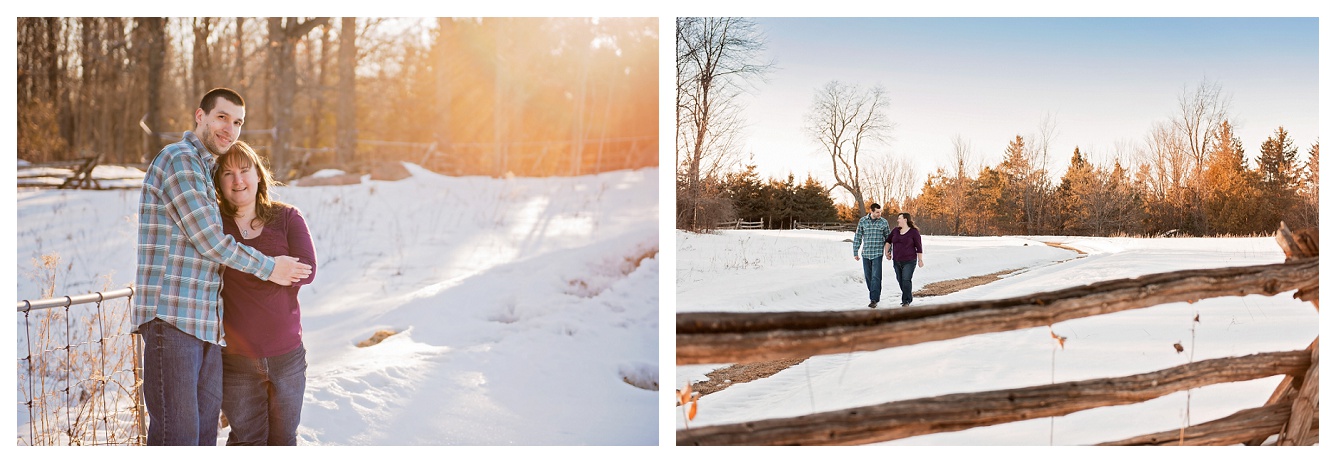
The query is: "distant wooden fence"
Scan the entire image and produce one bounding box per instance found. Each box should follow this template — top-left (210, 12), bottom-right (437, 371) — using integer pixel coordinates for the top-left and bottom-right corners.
top-left (716, 219), bottom-right (763, 230)
top-left (17, 156), bottom-right (146, 190)
top-left (676, 223), bottom-right (1319, 446)
top-left (795, 221), bottom-right (855, 232)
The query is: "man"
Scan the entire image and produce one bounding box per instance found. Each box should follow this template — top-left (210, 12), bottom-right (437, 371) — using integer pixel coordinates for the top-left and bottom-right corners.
top-left (135, 88), bottom-right (312, 445)
top-left (852, 202), bottom-right (890, 308)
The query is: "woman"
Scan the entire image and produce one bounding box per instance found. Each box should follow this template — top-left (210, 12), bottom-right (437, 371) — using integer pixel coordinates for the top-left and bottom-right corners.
top-left (213, 141), bottom-right (316, 445)
top-left (883, 212), bottom-right (923, 307)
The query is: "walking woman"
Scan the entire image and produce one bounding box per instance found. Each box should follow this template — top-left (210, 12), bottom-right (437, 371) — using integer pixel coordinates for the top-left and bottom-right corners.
top-left (214, 141), bottom-right (316, 445)
top-left (883, 212), bottom-right (923, 307)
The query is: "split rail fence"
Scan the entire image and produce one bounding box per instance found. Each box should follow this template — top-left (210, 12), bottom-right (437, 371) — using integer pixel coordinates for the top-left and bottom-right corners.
top-left (676, 224), bottom-right (1318, 446)
top-left (16, 287), bottom-right (145, 446)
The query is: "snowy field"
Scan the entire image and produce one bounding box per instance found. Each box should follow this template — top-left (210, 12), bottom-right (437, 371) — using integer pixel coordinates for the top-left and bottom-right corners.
top-left (14, 164), bottom-right (659, 445)
top-left (675, 229), bottom-right (1317, 445)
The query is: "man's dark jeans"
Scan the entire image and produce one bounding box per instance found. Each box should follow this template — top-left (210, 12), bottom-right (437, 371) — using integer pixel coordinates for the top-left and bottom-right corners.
top-left (862, 257), bottom-right (883, 303)
top-left (140, 318), bottom-right (223, 446)
top-left (221, 343), bottom-right (307, 446)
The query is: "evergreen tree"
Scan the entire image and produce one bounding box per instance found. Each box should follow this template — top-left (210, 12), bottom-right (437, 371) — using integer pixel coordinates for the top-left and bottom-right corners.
top-left (996, 135), bottom-right (1032, 234)
top-left (1201, 120), bottom-right (1261, 234)
top-left (1054, 147), bottom-right (1096, 234)
top-left (765, 174), bottom-right (799, 228)
top-left (1296, 142), bottom-right (1319, 229)
top-left (970, 166), bottom-right (1007, 236)
top-left (1255, 126), bottom-right (1300, 230)
top-left (794, 175), bottom-right (839, 225)
top-left (913, 168), bottom-right (952, 234)
top-left (724, 164), bottom-right (766, 222)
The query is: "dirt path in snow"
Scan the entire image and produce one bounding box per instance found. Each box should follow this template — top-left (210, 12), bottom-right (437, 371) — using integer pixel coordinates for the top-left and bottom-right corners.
top-left (685, 241), bottom-right (1086, 399)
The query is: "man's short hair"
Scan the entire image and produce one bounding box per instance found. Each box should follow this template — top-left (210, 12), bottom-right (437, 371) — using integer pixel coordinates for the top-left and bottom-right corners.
top-left (869, 203), bottom-right (882, 211)
top-left (199, 88), bottom-right (245, 114)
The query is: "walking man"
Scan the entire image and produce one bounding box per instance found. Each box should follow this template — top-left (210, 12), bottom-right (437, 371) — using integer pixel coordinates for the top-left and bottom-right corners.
top-left (852, 203), bottom-right (891, 308)
top-left (135, 87), bottom-right (312, 445)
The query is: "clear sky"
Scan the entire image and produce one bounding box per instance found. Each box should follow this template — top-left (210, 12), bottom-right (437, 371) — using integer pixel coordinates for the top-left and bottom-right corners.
top-left (735, 17), bottom-right (1319, 200)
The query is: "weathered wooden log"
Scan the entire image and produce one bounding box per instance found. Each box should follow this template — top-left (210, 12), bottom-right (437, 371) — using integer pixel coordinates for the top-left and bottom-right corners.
top-left (677, 350), bottom-right (1309, 445)
top-left (678, 258), bottom-right (1317, 365)
top-left (1099, 403), bottom-right (1291, 445)
top-left (1274, 222), bottom-right (1318, 308)
top-left (1279, 338), bottom-right (1318, 445)
top-left (1245, 338), bottom-right (1315, 445)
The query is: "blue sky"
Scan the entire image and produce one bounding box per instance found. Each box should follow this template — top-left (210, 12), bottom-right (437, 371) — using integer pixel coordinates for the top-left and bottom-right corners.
top-left (735, 17), bottom-right (1319, 195)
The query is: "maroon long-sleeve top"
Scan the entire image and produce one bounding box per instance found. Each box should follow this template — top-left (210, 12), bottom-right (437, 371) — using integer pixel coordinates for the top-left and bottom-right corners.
top-left (220, 205), bottom-right (316, 358)
top-left (885, 226), bottom-right (923, 262)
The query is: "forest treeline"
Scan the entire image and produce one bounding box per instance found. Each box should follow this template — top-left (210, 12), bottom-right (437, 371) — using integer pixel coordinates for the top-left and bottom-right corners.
top-left (17, 17), bottom-right (658, 179)
top-left (699, 117), bottom-right (1317, 237)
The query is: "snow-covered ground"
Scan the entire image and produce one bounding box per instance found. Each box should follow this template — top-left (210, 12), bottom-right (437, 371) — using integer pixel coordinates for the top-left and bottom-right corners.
top-left (14, 164), bottom-right (659, 445)
top-left (675, 229), bottom-right (1317, 445)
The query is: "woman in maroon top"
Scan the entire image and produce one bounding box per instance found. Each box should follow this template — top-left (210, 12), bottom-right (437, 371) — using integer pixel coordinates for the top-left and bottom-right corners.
top-left (883, 212), bottom-right (924, 307)
top-left (213, 141), bottom-right (316, 445)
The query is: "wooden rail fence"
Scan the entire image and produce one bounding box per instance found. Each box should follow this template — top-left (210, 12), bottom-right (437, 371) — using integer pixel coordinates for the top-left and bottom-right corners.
top-left (676, 223), bottom-right (1318, 446)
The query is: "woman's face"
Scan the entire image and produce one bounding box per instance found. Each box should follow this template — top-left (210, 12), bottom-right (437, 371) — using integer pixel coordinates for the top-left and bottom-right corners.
top-left (897, 214), bottom-right (907, 227)
top-left (219, 159), bottom-right (260, 212)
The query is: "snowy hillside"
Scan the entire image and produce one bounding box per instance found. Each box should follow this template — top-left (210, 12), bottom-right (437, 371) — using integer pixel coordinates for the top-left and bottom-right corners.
top-left (15, 165), bottom-right (659, 445)
top-left (675, 229), bottom-right (1316, 445)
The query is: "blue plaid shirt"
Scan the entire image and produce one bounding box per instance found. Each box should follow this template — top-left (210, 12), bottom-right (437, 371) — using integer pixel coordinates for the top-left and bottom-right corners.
top-left (852, 214), bottom-right (890, 259)
top-left (134, 132), bottom-right (276, 345)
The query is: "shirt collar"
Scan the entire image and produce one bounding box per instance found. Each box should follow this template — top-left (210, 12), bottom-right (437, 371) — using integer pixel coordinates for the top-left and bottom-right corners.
top-left (183, 131), bottom-right (217, 171)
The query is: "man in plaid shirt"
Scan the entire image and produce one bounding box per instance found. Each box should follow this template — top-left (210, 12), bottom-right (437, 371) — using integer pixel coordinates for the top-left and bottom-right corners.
top-left (852, 202), bottom-right (890, 308)
top-left (136, 88), bottom-right (312, 445)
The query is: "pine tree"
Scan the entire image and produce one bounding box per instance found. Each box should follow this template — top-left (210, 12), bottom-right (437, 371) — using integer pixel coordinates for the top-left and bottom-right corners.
top-left (1201, 121), bottom-right (1261, 234)
top-left (997, 135), bottom-right (1033, 234)
top-left (793, 175), bottom-right (838, 225)
top-left (1255, 126), bottom-right (1300, 230)
top-left (1296, 142), bottom-right (1319, 229)
top-left (724, 164), bottom-right (766, 222)
top-left (914, 168), bottom-right (952, 234)
top-left (970, 166), bottom-right (1008, 236)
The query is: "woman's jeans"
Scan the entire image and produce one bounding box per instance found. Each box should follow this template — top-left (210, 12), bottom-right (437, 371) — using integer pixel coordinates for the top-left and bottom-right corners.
top-left (892, 260), bottom-right (917, 305)
top-left (221, 343), bottom-right (307, 446)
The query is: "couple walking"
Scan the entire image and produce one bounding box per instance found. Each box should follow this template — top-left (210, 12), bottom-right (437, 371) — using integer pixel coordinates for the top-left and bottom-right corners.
top-left (852, 203), bottom-right (923, 308)
top-left (135, 88), bottom-right (315, 445)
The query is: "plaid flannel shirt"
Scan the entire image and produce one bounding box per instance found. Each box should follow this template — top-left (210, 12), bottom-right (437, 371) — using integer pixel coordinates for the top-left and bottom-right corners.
top-left (852, 214), bottom-right (890, 259)
top-left (134, 131), bottom-right (276, 345)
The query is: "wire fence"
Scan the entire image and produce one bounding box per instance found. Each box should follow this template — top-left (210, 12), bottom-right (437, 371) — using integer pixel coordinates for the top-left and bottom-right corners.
top-left (16, 287), bottom-right (145, 446)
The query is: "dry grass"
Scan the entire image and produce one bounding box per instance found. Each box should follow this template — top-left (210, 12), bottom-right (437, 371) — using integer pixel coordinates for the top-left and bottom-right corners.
top-left (356, 329), bottom-right (399, 347)
top-left (18, 253), bottom-right (142, 446)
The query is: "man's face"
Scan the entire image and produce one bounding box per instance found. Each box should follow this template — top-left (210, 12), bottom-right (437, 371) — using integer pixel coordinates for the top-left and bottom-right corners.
top-left (871, 208), bottom-right (882, 219)
top-left (195, 98), bottom-right (245, 156)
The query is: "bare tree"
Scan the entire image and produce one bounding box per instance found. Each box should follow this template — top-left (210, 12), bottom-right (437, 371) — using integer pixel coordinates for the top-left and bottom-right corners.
top-left (676, 17), bottom-right (772, 229)
top-left (862, 153), bottom-right (917, 213)
top-left (1174, 79), bottom-right (1231, 233)
top-left (267, 17), bottom-right (329, 178)
top-left (806, 81), bottom-right (892, 217)
top-left (1176, 79), bottom-right (1232, 177)
top-left (136, 17), bottom-right (167, 160)
top-left (336, 17), bottom-right (357, 167)
top-left (943, 134), bottom-right (976, 235)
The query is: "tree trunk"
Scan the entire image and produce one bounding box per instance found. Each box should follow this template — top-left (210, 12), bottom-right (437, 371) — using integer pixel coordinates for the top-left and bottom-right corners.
top-left (140, 17), bottom-right (166, 161)
top-left (336, 17), bottom-right (357, 167)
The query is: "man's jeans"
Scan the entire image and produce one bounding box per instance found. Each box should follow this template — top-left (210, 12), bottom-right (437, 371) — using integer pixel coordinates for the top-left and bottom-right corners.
top-left (861, 257), bottom-right (883, 303)
top-left (221, 343), bottom-right (307, 446)
top-left (140, 318), bottom-right (223, 446)
top-left (893, 259), bottom-right (917, 305)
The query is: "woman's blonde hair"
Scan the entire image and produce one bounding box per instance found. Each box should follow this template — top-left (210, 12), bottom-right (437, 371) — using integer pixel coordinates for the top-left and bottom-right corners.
top-left (213, 140), bottom-right (289, 229)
